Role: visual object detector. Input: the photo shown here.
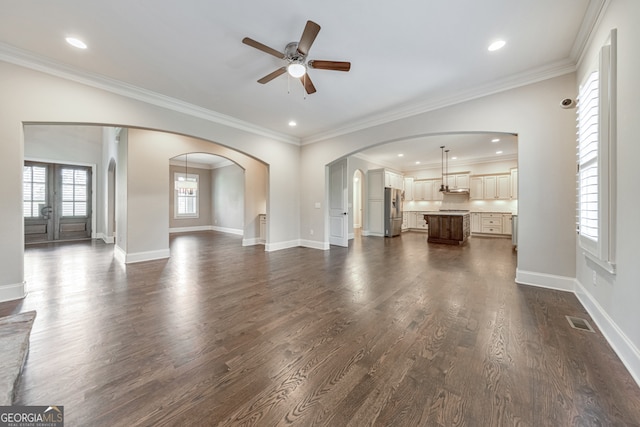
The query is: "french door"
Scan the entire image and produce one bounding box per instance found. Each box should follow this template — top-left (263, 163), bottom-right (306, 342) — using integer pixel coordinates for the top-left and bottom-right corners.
top-left (23, 161), bottom-right (92, 244)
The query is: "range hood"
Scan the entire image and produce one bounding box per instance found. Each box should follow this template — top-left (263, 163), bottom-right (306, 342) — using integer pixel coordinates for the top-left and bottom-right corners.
top-left (444, 188), bottom-right (470, 195)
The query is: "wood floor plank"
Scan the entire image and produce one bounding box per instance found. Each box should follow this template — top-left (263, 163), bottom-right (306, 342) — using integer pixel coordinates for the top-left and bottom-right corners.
top-left (1, 231), bottom-right (639, 426)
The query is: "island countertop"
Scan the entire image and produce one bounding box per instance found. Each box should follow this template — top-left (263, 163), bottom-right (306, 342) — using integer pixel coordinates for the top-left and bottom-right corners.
top-left (423, 210), bottom-right (470, 216)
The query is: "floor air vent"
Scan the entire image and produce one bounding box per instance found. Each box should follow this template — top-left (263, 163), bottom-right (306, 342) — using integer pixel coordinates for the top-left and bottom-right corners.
top-left (566, 315), bottom-right (595, 333)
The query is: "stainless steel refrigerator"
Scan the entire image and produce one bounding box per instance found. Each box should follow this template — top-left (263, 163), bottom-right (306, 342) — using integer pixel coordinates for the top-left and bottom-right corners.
top-left (384, 187), bottom-right (403, 237)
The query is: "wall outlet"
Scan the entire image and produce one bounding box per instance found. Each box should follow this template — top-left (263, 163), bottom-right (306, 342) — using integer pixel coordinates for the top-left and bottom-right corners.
top-left (592, 271), bottom-right (597, 286)
top-left (310, 229), bottom-right (314, 235)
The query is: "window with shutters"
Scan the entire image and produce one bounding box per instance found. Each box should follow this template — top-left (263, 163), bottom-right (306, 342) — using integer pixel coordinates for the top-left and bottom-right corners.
top-left (23, 165), bottom-right (47, 217)
top-left (61, 168), bottom-right (88, 217)
top-left (174, 172), bottom-right (199, 218)
top-left (576, 29), bottom-right (616, 274)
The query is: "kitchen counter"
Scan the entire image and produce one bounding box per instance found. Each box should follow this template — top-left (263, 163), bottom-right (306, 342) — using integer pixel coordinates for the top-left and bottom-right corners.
top-left (424, 212), bottom-right (470, 245)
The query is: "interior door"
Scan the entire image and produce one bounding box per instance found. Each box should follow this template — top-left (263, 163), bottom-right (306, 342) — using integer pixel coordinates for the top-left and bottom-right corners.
top-left (328, 158), bottom-right (348, 247)
top-left (24, 162), bottom-right (92, 243)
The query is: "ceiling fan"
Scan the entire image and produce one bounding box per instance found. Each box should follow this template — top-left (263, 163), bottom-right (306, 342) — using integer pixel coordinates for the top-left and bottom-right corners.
top-left (242, 20), bottom-right (351, 94)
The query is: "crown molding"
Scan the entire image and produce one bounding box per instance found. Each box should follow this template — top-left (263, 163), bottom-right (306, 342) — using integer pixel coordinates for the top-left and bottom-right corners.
top-left (301, 58), bottom-right (576, 146)
top-left (0, 42), bottom-right (300, 146)
top-left (570, 0), bottom-right (609, 66)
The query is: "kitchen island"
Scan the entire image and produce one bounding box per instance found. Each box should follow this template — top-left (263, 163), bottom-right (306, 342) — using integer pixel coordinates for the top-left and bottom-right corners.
top-left (424, 211), bottom-right (470, 245)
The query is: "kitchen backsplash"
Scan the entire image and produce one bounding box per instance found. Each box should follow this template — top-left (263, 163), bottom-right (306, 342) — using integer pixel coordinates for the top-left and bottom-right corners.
top-left (404, 193), bottom-right (518, 214)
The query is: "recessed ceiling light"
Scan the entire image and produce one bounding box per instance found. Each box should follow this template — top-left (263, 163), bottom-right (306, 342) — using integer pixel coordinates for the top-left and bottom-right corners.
top-left (415, 161), bottom-right (421, 165)
top-left (496, 150), bottom-right (503, 154)
top-left (491, 138), bottom-right (500, 143)
top-left (288, 121), bottom-right (297, 127)
top-left (452, 156), bottom-right (457, 160)
top-left (488, 40), bottom-right (506, 52)
top-left (398, 153), bottom-right (404, 157)
top-left (66, 37), bottom-right (87, 49)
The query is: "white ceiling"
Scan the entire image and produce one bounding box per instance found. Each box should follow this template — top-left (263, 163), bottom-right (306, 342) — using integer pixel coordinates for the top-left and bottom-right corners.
top-left (2, 1), bottom-right (600, 165)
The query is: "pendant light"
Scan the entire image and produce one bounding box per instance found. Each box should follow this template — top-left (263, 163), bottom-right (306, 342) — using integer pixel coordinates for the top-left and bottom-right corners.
top-left (445, 149), bottom-right (450, 192)
top-left (175, 153), bottom-right (197, 193)
top-left (439, 146), bottom-right (446, 192)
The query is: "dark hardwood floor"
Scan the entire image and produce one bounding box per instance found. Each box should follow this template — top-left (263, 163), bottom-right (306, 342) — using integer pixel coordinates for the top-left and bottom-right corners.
top-left (2, 231), bottom-right (639, 426)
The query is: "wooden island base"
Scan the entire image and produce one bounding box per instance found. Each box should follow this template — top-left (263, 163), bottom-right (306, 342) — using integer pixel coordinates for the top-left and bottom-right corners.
top-left (425, 212), bottom-right (470, 245)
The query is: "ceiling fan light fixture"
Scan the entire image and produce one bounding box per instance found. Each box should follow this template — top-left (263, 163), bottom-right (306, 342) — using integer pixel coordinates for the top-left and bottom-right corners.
top-left (287, 63), bottom-right (306, 78)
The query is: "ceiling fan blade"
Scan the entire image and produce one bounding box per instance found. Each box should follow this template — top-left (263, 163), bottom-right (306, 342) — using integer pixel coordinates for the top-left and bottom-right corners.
top-left (257, 67), bottom-right (287, 84)
top-left (242, 37), bottom-right (285, 59)
top-left (299, 74), bottom-right (317, 94)
top-left (297, 20), bottom-right (321, 55)
top-left (308, 60), bottom-right (351, 72)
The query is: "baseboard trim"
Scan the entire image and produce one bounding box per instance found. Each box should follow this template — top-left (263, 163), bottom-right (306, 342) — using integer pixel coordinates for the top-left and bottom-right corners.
top-left (99, 233), bottom-right (115, 244)
top-left (515, 269), bottom-right (575, 292)
top-left (575, 279), bottom-right (640, 388)
top-left (114, 245), bottom-right (170, 264)
top-left (300, 239), bottom-right (330, 250)
top-left (169, 225), bottom-right (214, 233)
top-left (265, 239), bottom-right (301, 252)
top-left (242, 237), bottom-right (261, 247)
top-left (212, 226), bottom-right (244, 236)
top-left (0, 282), bottom-right (26, 303)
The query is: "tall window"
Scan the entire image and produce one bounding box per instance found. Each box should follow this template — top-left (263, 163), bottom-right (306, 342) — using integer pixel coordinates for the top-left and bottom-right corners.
top-left (61, 168), bottom-right (88, 217)
top-left (174, 172), bottom-right (199, 218)
top-left (23, 165), bottom-right (47, 217)
top-left (576, 29), bottom-right (616, 273)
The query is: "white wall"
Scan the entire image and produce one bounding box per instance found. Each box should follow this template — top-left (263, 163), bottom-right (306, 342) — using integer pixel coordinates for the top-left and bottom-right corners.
top-left (301, 74), bottom-right (577, 283)
top-left (574, 0), bottom-right (640, 385)
top-left (0, 61), bottom-right (299, 300)
top-left (212, 164), bottom-right (245, 232)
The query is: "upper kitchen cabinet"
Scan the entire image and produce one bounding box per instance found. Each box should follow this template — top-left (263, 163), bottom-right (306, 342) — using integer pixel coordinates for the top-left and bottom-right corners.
top-left (403, 177), bottom-right (414, 201)
top-left (470, 174), bottom-right (512, 200)
top-left (470, 176), bottom-right (484, 200)
top-left (510, 168), bottom-right (518, 199)
top-left (444, 173), bottom-right (470, 190)
top-left (384, 170), bottom-right (404, 190)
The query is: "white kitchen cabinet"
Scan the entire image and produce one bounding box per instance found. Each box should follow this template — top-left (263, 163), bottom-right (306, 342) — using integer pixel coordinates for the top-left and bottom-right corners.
top-left (510, 168), bottom-right (518, 199)
top-left (496, 175), bottom-right (510, 199)
top-left (403, 177), bottom-right (414, 201)
top-left (385, 170), bottom-right (404, 190)
top-left (483, 176), bottom-right (497, 199)
top-left (408, 211), bottom-right (417, 228)
top-left (367, 169), bottom-right (385, 236)
top-left (368, 200), bottom-right (384, 235)
top-left (445, 173), bottom-right (470, 190)
top-left (471, 174), bottom-right (511, 199)
top-left (481, 213), bottom-right (503, 234)
top-left (502, 213), bottom-right (513, 235)
top-left (423, 181), bottom-right (435, 201)
top-left (402, 211), bottom-right (409, 231)
top-left (259, 214), bottom-right (267, 243)
top-left (432, 180), bottom-right (444, 200)
top-left (470, 176), bottom-right (484, 200)
top-left (413, 180), bottom-right (426, 200)
top-left (471, 213), bottom-right (481, 233)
